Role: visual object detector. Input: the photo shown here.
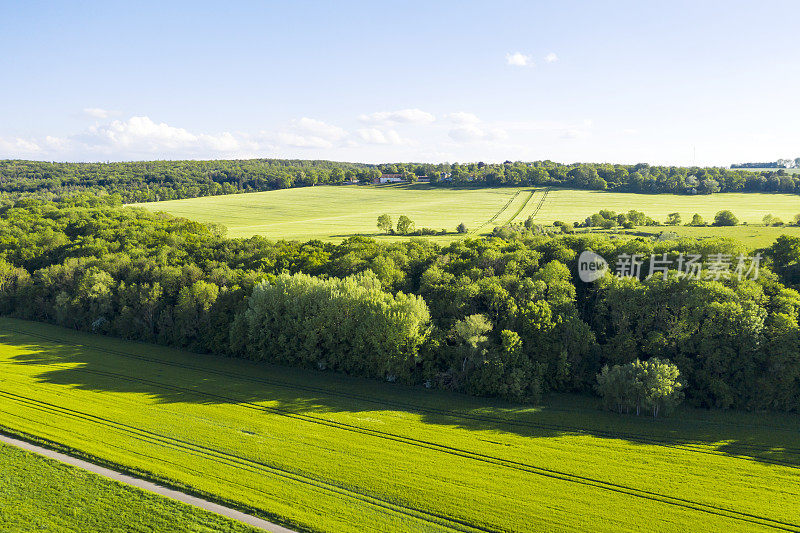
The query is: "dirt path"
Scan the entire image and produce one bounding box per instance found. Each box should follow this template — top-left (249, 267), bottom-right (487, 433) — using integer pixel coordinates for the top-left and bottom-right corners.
top-left (0, 432), bottom-right (297, 533)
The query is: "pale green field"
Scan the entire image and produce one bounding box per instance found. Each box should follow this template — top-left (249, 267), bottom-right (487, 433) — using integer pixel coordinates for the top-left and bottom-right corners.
top-left (133, 185), bottom-right (800, 244)
top-left (135, 184), bottom-right (537, 242)
top-left (536, 189), bottom-right (800, 226)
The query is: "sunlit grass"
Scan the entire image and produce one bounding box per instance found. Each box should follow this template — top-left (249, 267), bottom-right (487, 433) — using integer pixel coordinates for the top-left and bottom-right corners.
top-left (133, 185), bottom-right (800, 248)
top-left (1, 318), bottom-right (798, 532)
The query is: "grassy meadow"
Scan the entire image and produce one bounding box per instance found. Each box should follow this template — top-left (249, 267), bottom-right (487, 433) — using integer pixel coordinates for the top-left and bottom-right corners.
top-left (133, 185), bottom-right (800, 246)
top-left (0, 442), bottom-right (258, 533)
top-left (0, 318), bottom-right (799, 532)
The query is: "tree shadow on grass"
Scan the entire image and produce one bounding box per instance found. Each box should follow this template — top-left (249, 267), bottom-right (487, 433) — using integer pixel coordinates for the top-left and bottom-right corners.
top-left (3, 328), bottom-right (800, 469)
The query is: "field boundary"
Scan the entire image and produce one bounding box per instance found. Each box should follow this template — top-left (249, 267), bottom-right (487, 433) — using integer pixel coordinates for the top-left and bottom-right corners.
top-left (0, 431), bottom-right (295, 533)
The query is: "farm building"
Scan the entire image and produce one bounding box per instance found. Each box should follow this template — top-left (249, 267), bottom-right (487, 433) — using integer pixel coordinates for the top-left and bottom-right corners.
top-left (374, 173), bottom-right (404, 184)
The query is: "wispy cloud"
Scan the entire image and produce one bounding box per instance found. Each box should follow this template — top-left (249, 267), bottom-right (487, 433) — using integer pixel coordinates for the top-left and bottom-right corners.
top-left (275, 117), bottom-right (348, 148)
top-left (506, 52), bottom-right (532, 67)
top-left (358, 109), bottom-right (435, 124)
top-left (446, 112), bottom-right (506, 142)
top-left (449, 124), bottom-right (507, 142)
top-left (0, 137), bottom-right (42, 154)
top-left (446, 112), bottom-right (482, 125)
top-left (0, 111), bottom-right (595, 162)
top-left (291, 117), bottom-right (347, 141)
top-left (558, 119), bottom-right (594, 139)
top-left (74, 116), bottom-right (258, 155)
top-left (544, 52), bottom-right (559, 63)
top-left (276, 132), bottom-right (334, 149)
top-left (356, 128), bottom-right (411, 145)
top-left (83, 107), bottom-right (111, 119)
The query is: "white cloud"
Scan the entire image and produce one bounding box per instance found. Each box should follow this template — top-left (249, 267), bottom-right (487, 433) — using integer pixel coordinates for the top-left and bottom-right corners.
top-left (83, 107), bottom-right (110, 119)
top-left (199, 131), bottom-right (244, 152)
top-left (0, 111), bottom-right (597, 163)
top-left (490, 118), bottom-right (593, 141)
top-left (65, 116), bottom-right (259, 157)
top-left (273, 117), bottom-right (348, 149)
top-left (544, 52), bottom-right (559, 63)
top-left (558, 119), bottom-right (594, 139)
top-left (446, 112), bottom-right (482, 124)
top-left (356, 128), bottom-right (410, 145)
top-left (358, 108), bottom-right (435, 124)
top-left (448, 124), bottom-right (507, 142)
top-left (506, 52), bottom-right (532, 67)
top-left (291, 117), bottom-right (347, 141)
top-left (276, 132), bottom-right (334, 149)
top-left (44, 136), bottom-right (69, 151)
top-left (85, 116), bottom-right (198, 150)
top-left (0, 137), bottom-right (42, 154)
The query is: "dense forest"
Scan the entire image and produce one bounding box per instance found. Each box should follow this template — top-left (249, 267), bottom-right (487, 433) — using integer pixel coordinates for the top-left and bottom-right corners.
top-left (0, 195), bottom-right (798, 411)
top-left (0, 159), bottom-right (375, 203)
top-left (3, 158), bottom-right (800, 203)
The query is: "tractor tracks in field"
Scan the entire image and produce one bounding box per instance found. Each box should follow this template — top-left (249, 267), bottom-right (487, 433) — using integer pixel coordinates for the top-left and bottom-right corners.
top-left (503, 189), bottom-right (536, 226)
top-left (7, 327), bottom-right (800, 465)
top-left (526, 187), bottom-right (549, 222)
top-left (3, 328), bottom-right (800, 530)
top-left (469, 190), bottom-right (521, 236)
top-left (2, 386), bottom-right (798, 532)
top-left (0, 390), bottom-right (496, 533)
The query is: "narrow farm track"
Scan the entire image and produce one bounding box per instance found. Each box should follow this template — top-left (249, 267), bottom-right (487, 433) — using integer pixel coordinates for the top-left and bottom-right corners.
top-left (470, 190), bottom-right (521, 235)
top-left (526, 187), bottom-right (550, 221)
top-left (2, 387), bottom-right (798, 532)
top-left (2, 328), bottom-right (799, 531)
top-left (504, 189), bottom-right (536, 225)
top-left (6, 327), bottom-right (800, 465)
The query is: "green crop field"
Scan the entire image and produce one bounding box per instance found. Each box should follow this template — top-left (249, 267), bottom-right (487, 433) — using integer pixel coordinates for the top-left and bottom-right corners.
top-left (134, 184), bottom-right (534, 242)
top-left (1, 318), bottom-right (798, 532)
top-left (133, 185), bottom-right (800, 246)
top-left (0, 441), bottom-right (258, 532)
top-left (536, 189), bottom-right (800, 226)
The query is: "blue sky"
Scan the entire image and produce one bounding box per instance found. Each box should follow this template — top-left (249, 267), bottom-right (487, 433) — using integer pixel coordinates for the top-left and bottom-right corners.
top-left (1, 0), bottom-right (799, 165)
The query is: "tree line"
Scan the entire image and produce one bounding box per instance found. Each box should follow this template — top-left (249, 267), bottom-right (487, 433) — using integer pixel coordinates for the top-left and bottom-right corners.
top-left (0, 159), bottom-right (377, 203)
top-left (3, 158), bottom-right (800, 204)
top-left (377, 214), bottom-right (468, 236)
top-left (0, 195), bottom-right (798, 412)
